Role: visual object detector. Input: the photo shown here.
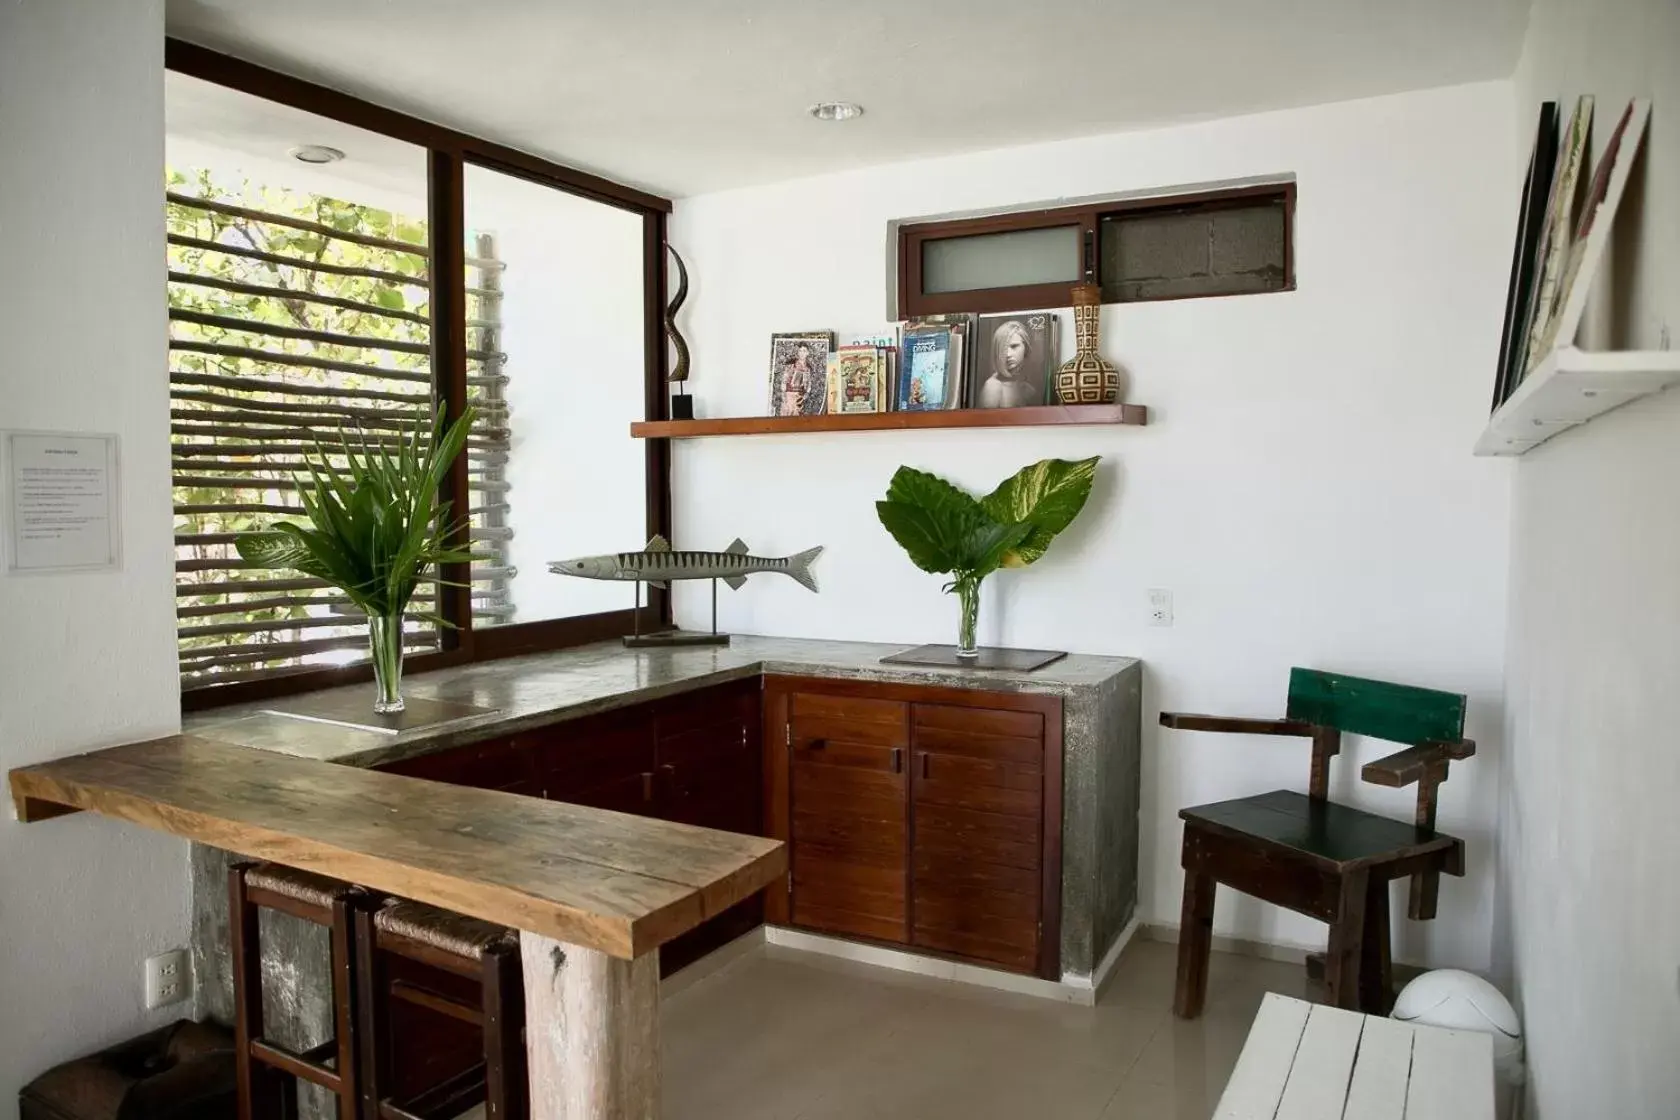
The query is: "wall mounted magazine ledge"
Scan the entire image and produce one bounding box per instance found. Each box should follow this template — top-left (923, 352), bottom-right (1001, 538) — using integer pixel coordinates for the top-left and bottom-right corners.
top-left (1475, 347), bottom-right (1680, 456)
top-left (630, 403), bottom-right (1146, 439)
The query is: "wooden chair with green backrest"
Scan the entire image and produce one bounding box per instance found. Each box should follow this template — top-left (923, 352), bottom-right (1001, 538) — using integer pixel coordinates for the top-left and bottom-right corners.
top-left (1159, 668), bottom-right (1475, 1019)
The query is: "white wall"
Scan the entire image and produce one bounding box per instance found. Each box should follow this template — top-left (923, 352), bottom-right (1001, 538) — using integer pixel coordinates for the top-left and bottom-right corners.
top-left (1500, 0), bottom-right (1680, 1115)
top-left (0, 0), bottom-right (191, 1096)
top-left (464, 168), bottom-right (649, 623)
top-left (672, 81), bottom-right (1516, 969)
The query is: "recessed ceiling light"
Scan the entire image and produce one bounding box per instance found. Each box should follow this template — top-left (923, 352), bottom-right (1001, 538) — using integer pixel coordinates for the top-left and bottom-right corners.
top-left (289, 144), bottom-right (345, 165)
top-left (809, 102), bottom-right (864, 122)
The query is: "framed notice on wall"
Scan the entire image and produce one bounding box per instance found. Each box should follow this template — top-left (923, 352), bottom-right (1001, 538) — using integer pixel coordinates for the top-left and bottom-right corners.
top-left (3, 430), bottom-right (122, 575)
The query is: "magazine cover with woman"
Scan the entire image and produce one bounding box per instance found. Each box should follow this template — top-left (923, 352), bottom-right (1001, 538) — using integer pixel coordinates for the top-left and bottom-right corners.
top-left (974, 313), bottom-right (1059, 407)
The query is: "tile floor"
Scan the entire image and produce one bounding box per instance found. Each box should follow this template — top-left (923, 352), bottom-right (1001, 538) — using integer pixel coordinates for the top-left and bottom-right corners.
top-left (661, 938), bottom-right (1318, 1120)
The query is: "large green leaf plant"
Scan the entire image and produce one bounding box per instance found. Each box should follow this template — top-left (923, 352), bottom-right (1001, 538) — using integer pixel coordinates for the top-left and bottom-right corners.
top-left (875, 456), bottom-right (1100, 606)
top-left (234, 409), bottom-right (479, 624)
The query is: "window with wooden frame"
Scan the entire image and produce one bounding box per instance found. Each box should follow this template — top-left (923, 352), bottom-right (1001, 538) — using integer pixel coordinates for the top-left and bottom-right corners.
top-left (897, 183), bottom-right (1294, 319)
top-left (165, 42), bottom-right (673, 709)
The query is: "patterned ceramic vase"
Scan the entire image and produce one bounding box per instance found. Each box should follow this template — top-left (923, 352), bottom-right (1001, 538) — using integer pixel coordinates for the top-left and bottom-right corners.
top-left (1055, 282), bottom-right (1121, 404)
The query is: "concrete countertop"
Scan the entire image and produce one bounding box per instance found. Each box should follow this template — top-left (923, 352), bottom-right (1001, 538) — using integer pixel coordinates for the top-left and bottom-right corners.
top-left (186, 635), bottom-right (1139, 771)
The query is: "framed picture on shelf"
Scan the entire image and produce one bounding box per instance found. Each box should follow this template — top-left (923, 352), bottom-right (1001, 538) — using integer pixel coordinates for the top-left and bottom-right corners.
top-left (1535, 98), bottom-right (1651, 362)
top-left (768, 332), bottom-right (833, 417)
top-left (832, 345), bottom-right (887, 413)
top-left (974, 313), bottom-right (1059, 408)
top-left (1515, 96), bottom-right (1591, 389)
top-left (1491, 101), bottom-right (1560, 410)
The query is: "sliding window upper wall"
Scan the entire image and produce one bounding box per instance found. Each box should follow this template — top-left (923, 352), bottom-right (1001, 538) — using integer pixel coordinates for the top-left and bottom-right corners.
top-left (163, 43), bottom-right (672, 707)
top-left (896, 183), bottom-right (1294, 318)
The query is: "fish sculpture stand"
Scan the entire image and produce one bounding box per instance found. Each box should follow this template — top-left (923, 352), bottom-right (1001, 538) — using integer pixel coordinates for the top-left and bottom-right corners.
top-left (547, 534), bottom-right (823, 648)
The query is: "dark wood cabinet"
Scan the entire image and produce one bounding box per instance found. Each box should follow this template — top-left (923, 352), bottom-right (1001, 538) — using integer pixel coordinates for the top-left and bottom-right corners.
top-left (650, 680), bottom-right (763, 971)
top-left (784, 690), bottom-right (909, 944)
top-left (378, 673), bottom-right (1062, 981)
top-left (380, 735), bottom-right (542, 798)
top-left (375, 678), bottom-right (764, 975)
top-left (654, 680), bottom-right (760, 831)
top-left (537, 708), bottom-right (657, 815)
top-left (764, 676), bottom-right (1062, 978)
top-left (911, 703), bottom-right (1051, 973)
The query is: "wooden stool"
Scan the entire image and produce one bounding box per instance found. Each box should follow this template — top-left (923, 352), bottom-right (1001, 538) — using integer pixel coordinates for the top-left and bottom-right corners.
top-left (355, 899), bottom-right (526, 1120)
top-left (229, 862), bottom-right (363, 1119)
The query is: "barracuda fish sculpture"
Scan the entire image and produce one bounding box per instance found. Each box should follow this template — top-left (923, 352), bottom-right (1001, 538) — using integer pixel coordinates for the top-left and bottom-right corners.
top-left (548, 535), bottom-right (822, 593)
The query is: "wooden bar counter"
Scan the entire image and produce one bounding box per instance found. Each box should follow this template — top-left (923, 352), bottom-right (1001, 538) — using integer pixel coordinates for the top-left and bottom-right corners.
top-left (9, 733), bottom-right (785, 1119)
top-left (9, 636), bottom-right (1140, 1117)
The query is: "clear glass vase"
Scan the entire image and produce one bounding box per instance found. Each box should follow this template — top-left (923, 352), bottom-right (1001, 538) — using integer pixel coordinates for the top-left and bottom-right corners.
top-left (955, 579), bottom-right (981, 660)
top-left (368, 611), bottom-right (406, 714)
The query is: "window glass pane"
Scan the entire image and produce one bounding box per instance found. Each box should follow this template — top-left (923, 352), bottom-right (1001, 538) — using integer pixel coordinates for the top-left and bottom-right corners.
top-left (920, 225), bottom-right (1081, 294)
top-left (165, 72), bottom-right (434, 690)
top-left (463, 165), bottom-right (647, 627)
top-left (1099, 197), bottom-right (1287, 302)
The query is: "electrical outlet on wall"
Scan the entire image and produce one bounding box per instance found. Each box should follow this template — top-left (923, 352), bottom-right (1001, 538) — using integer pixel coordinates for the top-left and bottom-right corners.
top-left (145, 948), bottom-right (191, 1010)
top-left (1147, 588), bottom-right (1173, 627)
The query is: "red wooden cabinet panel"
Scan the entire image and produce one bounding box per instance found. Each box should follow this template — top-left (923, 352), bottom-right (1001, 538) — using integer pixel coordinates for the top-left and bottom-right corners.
top-left (910, 701), bottom-right (1049, 974)
top-left (533, 708), bottom-right (656, 811)
top-left (763, 676), bottom-right (1063, 979)
top-left (655, 678), bottom-right (760, 833)
top-left (652, 678), bottom-right (764, 972)
top-left (379, 735), bottom-right (540, 797)
top-left (782, 688), bottom-right (910, 944)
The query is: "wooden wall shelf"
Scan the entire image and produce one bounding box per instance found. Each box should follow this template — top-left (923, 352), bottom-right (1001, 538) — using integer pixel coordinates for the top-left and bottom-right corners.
top-left (1476, 346), bottom-right (1680, 456)
top-left (631, 403), bottom-right (1147, 439)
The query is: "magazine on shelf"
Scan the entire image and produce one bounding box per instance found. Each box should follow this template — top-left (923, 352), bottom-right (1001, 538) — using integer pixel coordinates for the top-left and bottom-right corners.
top-left (896, 325), bottom-right (958, 411)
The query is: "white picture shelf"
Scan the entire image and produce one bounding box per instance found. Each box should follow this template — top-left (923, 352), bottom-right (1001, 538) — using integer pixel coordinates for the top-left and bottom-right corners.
top-left (1475, 346), bottom-right (1680, 457)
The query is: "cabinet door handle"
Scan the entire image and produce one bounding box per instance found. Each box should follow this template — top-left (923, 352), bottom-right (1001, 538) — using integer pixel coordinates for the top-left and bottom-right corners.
top-left (641, 772), bottom-right (654, 803)
top-left (806, 738), bottom-right (827, 751)
top-left (890, 747), bottom-right (903, 773)
top-left (920, 753), bottom-right (930, 779)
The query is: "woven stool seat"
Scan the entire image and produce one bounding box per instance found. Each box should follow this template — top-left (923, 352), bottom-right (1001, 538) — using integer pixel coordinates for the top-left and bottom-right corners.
top-left (244, 864), bottom-right (355, 910)
top-left (374, 899), bottom-right (515, 960)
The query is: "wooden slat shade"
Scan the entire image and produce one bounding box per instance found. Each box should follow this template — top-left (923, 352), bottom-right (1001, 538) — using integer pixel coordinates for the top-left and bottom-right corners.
top-left (169, 270), bottom-right (430, 325)
top-left (168, 310), bottom-right (506, 363)
top-left (169, 232), bottom-right (428, 285)
top-left (167, 191), bottom-right (429, 257)
top-left (169, 187), bottom-right (515, 691)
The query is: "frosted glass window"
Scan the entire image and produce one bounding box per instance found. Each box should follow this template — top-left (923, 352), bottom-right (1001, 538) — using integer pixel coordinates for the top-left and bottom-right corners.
top-left (920, 225), bottom-right (1081, 294)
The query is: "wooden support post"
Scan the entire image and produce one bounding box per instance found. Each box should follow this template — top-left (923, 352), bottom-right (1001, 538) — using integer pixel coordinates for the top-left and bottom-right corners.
top-left (1323, 868), bottom-right (1369, 1011)
top-left (1174, 865), bottom-right (1217, 1020)
top-left (1360, 874), bottom-right (1394, 1015)
top-left (520, 931), bottom-right (660, 1120)
top-left (1409, 760), bottom-right (1450, 919)
top-left (1308, 725), bottom-right (1342, 802)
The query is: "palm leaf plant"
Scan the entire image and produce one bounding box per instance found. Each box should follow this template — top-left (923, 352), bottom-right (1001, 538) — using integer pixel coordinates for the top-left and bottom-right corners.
top-left (234, 408), bottom-right (479, 713)
top-left (876, 456), bottom-right (1099, 658)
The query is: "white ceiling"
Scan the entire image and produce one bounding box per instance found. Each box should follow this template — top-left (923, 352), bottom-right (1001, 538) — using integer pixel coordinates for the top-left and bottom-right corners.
top-left (165, 0), bottom-right (1531, 199)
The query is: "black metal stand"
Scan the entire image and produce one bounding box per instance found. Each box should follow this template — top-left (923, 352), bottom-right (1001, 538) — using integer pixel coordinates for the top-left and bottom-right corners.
top-left (622, 577), bottom-right (731, 649)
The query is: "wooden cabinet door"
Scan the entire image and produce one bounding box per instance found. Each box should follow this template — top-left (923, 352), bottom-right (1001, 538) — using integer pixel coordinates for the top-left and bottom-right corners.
top-left (911, 703), bottom-right (1051, 974)
top-left (654, 680), bottom-right (764, 974)
top-left (655, 679), bottom-right (760, 833)
top-left (379, 735), bottom-right (540, 797)
top-left (534, 708), bottom-right (657, 815)
top-left (785, 691), bottom-right (910, 944)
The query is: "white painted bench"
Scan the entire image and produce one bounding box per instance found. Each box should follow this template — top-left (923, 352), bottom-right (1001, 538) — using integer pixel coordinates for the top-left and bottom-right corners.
top-left (1215, 993), bottom-right (1494, 1120)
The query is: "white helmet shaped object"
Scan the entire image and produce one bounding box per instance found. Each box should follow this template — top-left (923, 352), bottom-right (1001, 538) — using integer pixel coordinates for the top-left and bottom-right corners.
top-left (1392, 969), bottom-right (1522, 1076)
